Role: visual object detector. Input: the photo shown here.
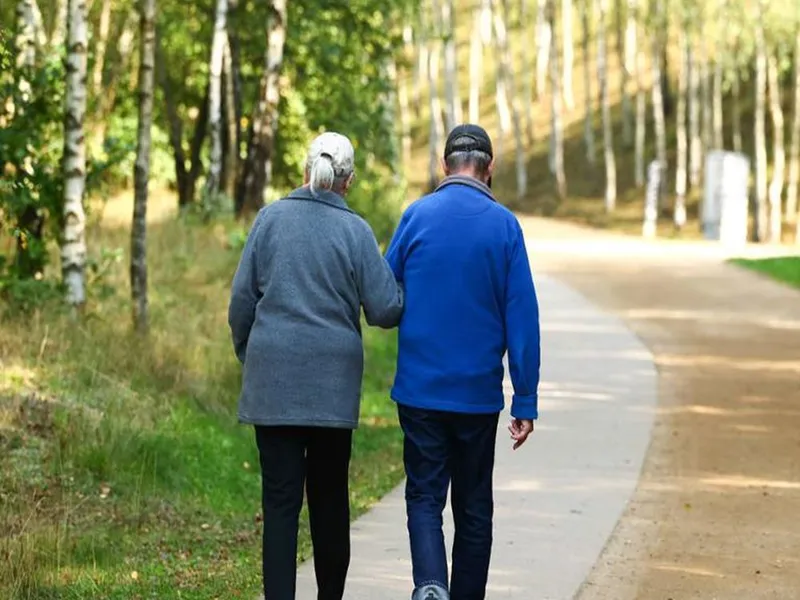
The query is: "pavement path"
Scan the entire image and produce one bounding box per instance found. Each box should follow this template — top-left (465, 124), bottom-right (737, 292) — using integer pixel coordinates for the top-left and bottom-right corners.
top-left (297, 267), bottom-right (659, 598)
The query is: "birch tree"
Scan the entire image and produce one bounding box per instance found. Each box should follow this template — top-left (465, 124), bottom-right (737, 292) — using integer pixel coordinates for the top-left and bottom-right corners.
top-left (493, 0), bottom-right (527, 198)
top-left (634, 2), bottom-right (646, 186)
top-left (580, 0), bottom-right (595, 164)
top-left (754, 1), bottom-right (769, 242)
top-left (237, 0), bottom-right (287, 216)
top-left (61, 0), bottom-right (88, 306)
top-left (521, 0), bottom-right (535, 143)
top-left (650, 0), bottom-right (667, 205)
top-left (222, 36), bottom-right (239, 199)
top-left (441, 0), bottom-right (461, 130)
top-left (620, 0), bottom-right (634, 146)
top-left (562, 0), bottom-right (575, 109)
top-left (493, 0), bottom-right (512, 159)
top-left (674, 22), bottom-right (689, 229)
top-left (767, 53), bottom-right (785, 243)
top-left (51, 0), bottom-right (68, 48)
top-left (536, 0), bottom-right (551, 97)
top-left (731, 65), bottom-right (742, 153)
top-left (426, 4), bottom-right (445, 191)
top-left (700, 41), bottom-right (712, 154)
top-left (468, 4), bottom-right (484, 122)
top-left (399, 25), bottom-right (414, 168)
top-left (597, 0), bottom-right (615, 210)
top-left (15, 0), bottom-right (40, 68)
top-left (204, 0), bottom-right (229, 196)
top-left (688, 39), bottom-right (701, 188)
top-left (132, 0), bottom-right (156, 331)
top-left (90, 0), bottom-right (112, 98)
top-left (786, 27), bottom-right (800, 225)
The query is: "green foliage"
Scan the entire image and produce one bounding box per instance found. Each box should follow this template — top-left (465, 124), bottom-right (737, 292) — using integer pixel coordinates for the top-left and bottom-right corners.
top-left (732, 256), bottom-right (800, 288)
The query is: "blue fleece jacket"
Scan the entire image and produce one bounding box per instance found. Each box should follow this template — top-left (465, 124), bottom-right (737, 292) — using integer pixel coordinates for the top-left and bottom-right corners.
top-left (385, 176), bottom-right (541, 419)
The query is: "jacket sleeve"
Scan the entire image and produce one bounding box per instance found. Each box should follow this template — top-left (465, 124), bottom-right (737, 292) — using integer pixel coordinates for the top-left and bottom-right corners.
top-left (505, 224), bottom-right (541, 420)
top-left (385, 211), bottom-right (410, 282)
top-left (358, 224), bottom-right (405, 329)
top-left (228, 210), bottom-right (267, 363)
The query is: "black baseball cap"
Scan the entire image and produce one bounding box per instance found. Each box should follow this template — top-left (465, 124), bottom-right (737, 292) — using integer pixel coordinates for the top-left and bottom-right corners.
top-left (444, 124), bottom-right (494, 159)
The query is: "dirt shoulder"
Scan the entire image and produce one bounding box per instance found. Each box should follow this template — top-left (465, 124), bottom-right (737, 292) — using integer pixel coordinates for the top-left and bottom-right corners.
top-left (522, 217), bottom-right (800, 600)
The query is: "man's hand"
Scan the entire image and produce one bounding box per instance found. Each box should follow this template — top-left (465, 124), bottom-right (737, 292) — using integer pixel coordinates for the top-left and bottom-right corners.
top-left (508, 418), bottom-right (534, 450)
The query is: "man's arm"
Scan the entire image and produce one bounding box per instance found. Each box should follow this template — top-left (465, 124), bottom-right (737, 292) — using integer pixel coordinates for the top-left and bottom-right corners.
top-left (228, 210), bottom-right (266, 363)
top-left (505, 224), bottom-right (541, 424)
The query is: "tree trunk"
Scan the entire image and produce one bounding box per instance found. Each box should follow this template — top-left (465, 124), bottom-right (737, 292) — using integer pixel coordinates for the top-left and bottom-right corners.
top-left (700, 43), bottom-right (712, 156)
top-left (90, 0), bottom-right (112, 97)
top-left (598, 0), bottom-right (615, 211)
top-left (731, 64), bottom-right (742, 153)
top-left (619, 0), bottom-right (633, 146)
top-left (61, 0), bottom-right (88, 306)
top-left (548, 0), bottom-right (566, 198)
top-left (236, 0), bottom-right (287, 218)
top-left (131, 0), bottom-right (155, 331)
top-left (51, 0), bottom-right (68, 48)
top-left (688, 43), bottom-right (701, 188)
top-left (222, 35), bottom-right (239, 199)
top-left (203, 0), bottom-right (228, 197)
top-left (674, 26), bottom-right (688, 229)
top-left (634, 7), bottom-right (646, 187)
top-left (754, 2), bottom-right (768, 242)
top-left (581, 0), bottom-right (595, 164)
top-left (413, 21), bottom-right (428, 116)
top-left (536, 0), bottom-right (551, 98)
top-left (441, 0), bottom-right (461, 131)
top-left (15, 0), bottom-right (38, 67)
top-left (399, 25), bottom-right (413, 168)
top-left (786, 29), bottom-right (800, 226)
top-left (493, 0), bottom-right (512, 159)
top-left (650, 0), bottom-right (667, 206)
top-left (468, 7), bottom-right (483, 123)
top-left (767, 54), bottom-right (785, 244)
top-left (562, 0), bottom-right (574, 109)
top-left (425, 1), bottom-right (445, 192)
top-left (521, 0), bottom-right (535, 143)
top-left (493, 0), bottom-right (527, 198)
top-left (712, 58), bottom-right (723, 151)
top-left (95, 10), bottom-right (136, 146)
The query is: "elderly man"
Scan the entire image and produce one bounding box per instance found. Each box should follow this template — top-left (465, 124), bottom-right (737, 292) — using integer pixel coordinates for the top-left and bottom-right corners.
top-left (385, 124), bottom-right (541, 600)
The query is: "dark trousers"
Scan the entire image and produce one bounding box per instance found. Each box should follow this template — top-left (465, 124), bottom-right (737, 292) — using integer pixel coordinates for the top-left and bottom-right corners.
top-left (398, 404), bottom-right (500, 600)
top-left (255, 425), bottom-right (352, 600)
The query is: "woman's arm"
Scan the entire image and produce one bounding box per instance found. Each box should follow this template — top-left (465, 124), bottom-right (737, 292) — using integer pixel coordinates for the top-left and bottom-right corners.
top-left (357, 224), bottom-right (404, 329)
top-left (228, 210), bottom-right (267, 363)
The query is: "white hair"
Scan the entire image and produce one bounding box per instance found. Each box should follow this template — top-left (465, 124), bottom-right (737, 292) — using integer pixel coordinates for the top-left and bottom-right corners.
top-left (306, 132), bottom-right (355, 195)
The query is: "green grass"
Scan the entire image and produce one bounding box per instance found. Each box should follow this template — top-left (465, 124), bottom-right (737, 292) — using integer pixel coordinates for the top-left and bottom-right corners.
top-left (0, 192), bottom-right (404, 599)
top-left (731, 256), bottom-right (800, 289)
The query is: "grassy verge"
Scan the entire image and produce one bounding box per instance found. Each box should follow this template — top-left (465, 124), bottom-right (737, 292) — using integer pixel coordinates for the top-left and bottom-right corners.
top-left (730, 256), bottom-right (800, 289)
top-left (0, 193), bottom-right (404, 599)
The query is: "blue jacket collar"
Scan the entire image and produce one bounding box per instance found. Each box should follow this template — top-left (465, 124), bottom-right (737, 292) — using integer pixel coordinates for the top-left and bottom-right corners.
top-left (434, 175), bottom-right (497, 202)
top-left (285, 186), bottom-right (353, 213)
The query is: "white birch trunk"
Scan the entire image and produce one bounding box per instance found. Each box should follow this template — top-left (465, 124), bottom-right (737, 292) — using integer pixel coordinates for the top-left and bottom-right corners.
top-left (61, 0), bottom-right (88, 306)
top-left (712, 58), bottom-right (723, 150)
top-left (754, 3), bottom-right (768, 242)
top-left (562, 0), bottom-right (575, 109)
top-left (731, 64), bottom-right (742, 153)
top-left (15, 0), bottom-right (39, 67)
top-left (786, 29), bottom-right (800, 226)
top-left (650, 0), bottom-right (667, 206)
top-left (400, 26), bottom-right (413, 168)
top-left (493, 0), bottom-right (512, 159)
top-left (767, 54), bottom-right (785, 244)
top-left (51, 0), bottom-right (68, 48)
top-left (493, 0), bottom-right (527, 198)
top-left (427, 21), bottom-right (445, 190)
top-left (131, 0), bottom-right (156, 330)
top-left (442, 0), bottom-right (461, 130)
top-left (90, 0), bottom-right (112, 97)
top-left (634, 10), bottom-right (646, 187)
top-left (700, 43), bottom-right (712, 155)
top-left (688, 43), bottom-right (701, 188)
top-left (469, 6), bottom-right (484, 123)
top-left (581, 0), bottom-right (595, 164)
top-left (521, 0), bottom-right (535, 143)
top-left (598, 0), bottom-right (615, 211)
top-left (223, 35), bottom-right (238, 199)
top-left (536, 0), bottom-right (551, 98)
top-left (414, 24), bottom-right (428, 115)
top-left (204, 0), bottom-right (228, 196)
top-left (674, 27), bottom-right (688, 229)
top-left (619, 0), bottom-right (633, 147)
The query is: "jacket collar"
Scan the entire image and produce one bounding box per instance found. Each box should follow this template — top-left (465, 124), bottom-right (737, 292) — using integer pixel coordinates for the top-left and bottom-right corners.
top-left (285, 186), bottom-right (353, 212)
top-left (434, 175), bottom-right (497, 202)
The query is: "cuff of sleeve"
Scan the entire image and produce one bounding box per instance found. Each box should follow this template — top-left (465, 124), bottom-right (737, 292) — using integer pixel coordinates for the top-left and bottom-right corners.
top-left (511, 393), bottom-right (538, 420)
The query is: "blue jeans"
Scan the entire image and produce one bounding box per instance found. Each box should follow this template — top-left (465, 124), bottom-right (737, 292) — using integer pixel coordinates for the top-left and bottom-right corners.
top-left (398, 404), bottom-right (500, 600)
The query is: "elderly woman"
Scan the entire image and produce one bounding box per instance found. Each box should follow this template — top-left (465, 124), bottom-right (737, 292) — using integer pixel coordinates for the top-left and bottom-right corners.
top-left (228, 132), bottom-right (403, 600)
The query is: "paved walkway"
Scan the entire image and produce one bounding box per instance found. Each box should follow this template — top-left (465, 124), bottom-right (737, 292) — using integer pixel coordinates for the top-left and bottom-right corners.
top-left (297, 269), bottom-right (659, 598)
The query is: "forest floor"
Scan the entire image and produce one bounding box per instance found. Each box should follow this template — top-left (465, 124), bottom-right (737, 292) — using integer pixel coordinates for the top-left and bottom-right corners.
top-left (521, 217), bottom-right (800, 599)
top-left (0, 191), bottom-right (405, 599)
